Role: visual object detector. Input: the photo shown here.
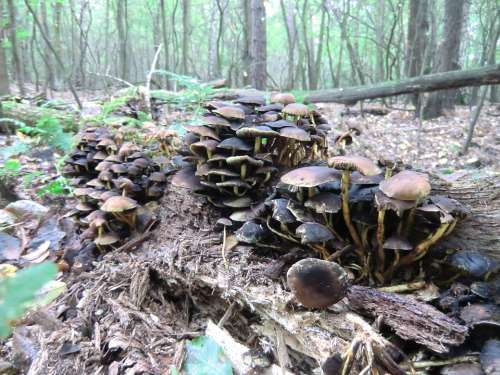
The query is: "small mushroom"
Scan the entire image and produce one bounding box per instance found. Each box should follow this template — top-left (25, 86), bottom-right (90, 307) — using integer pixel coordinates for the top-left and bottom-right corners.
top-left (280, 166), bottom-right (340, 201)
top-left (286, 258), bottom-right (349, 308)
top-left (235, 221), bottom-right (267, 244)
top-left (101, 195), bottom-right (139, 228)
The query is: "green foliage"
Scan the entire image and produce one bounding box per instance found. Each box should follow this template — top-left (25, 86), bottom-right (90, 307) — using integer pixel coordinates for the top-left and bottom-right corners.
top-left (0, 142), bottom-right (30, 159)
top-left (37, 176), bottom-right (72, 197)
top-left (18, 115), bottom-right (74, 153)
top-left (0, 262), bottom-right (58, 338)
top-left (0, 159), bottom-right (22, 180)
top-left (102, 96), bottom-right (132, 116)
top-left (183, 336), bottom-right (233, 375)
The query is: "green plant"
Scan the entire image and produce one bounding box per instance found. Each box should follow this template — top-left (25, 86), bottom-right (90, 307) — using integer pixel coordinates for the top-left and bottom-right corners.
top-left (18, 115), bottom-right (74, 153)
top-left (37, 176), bottom-right (72, 197)
top-left (182, 336), bottom-right (233, 375)
top-left (0, 159), bottom-right (22, 180)
top-left (0, 262), bottom-right (58, 338)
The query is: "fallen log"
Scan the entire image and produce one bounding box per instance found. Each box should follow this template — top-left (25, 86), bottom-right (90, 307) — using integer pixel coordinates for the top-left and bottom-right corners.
top-left (0, 100), bottom-right (79, 132)
top-left (212, 64), bottom-right (500, 104)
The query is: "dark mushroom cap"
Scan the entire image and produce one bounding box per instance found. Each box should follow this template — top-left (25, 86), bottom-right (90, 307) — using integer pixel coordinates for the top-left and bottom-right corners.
top-left (375, 191), bottom-right (415, 216)
top-left (190, 139), bottom-right (219, 157)
top-left (98, 171), bottom-right (113, 182)
top-left (263, 119), bottom-right (295, 129)
top-left (282, 103), bottom-right (310, 117)
top-left (75, 202), bottom-right (94, 212)
top-left (279, 126), bottom-right (311, 142)
top-left (383, 235), bottom-right (413, 251)
top-left (200, 115), bottom-right (231, 128)
top-left (95, 161), bottom-right (113, 172)
top-left (271, 198), bottom-right (295, 224)
top-left (217, 137), bottom-right (252, 152)
top-left (480, 339), bottom-right (500, 375)
top-left (214, 106), bottom-right (246, 120)
top-left (296, 222), bottom-right (334, 244)
top-left (171, 168), bottom-right (203, 190)
top-left (149, 172), bottom-right (167, 183)
top-left (86, 178), bottom-right (106, 189)
top-left (207, 154), bottom-right (228, 164)
top-left (229, 209), bottom-right (258, 222)
top-left (93, 151), bottom-right (108, 161)
top-left (111, 164), bottom-right (127, 174)
top-left (261, 112), bottom-right (280, 122)
top-left (183, 124), bottom-right (220, 141)
top-left (234, 95), bottom-right (266, 106)
top-left (305, 192), bottom-right (342, 214)
top-left (286, 258), bottom-right (349, 309)
top-left (379, 170), bottom-right (431, 201)
top-left (270, 92), bottom-right (296, 105)
top-left (328, 155), bottom-right (381, 176)
top-left (236, 126), bottom-right (279, 138)
top-left (100, 191), bottom-right (120, 201)
top-left (448, 251), bottom-right (499, 279)
top-left (74, 187), bottom-right (94, 198)
top-left (101, 196), bottom-right (138, 213)
top-left (256, 103), bottom-right (284, 113)
top-left (235, 221), bottom-right (267, 244)
top-left (104, 154), bottom-right (123, 163)
top-left (281, 166), bottom-right (340, 188)
top-left (287, 201), bottom-right (316, 222)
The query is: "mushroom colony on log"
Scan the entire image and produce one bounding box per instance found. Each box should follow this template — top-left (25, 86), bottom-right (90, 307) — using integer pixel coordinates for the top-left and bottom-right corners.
top-left (62, 127), bottom-right (177, 249)
top-left (171, 92), bottom-right (329, 213)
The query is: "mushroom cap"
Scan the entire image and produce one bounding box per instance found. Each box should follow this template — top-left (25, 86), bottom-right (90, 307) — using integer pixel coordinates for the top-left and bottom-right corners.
top-left (305, 192), bottom-right (342, 214)
top-left (236, 126), bottom-right (279, 138)
top-left (98, 171), bottom-right (113, 182)
top-left (480, 339), bottom-right (500, 375)
top-left (256, 103), bottom-right (284, 113)
top-left (216, 218), bottom-right (232, 227)
top-left (75, 202), bottom-right (94, 212)
top-left (95, 161), bottom-right (113, 172)
top-left (200, 115), bottom-right (231, 128)
top-left (279, 126), bottom-right (311, 141)
top-left (235, 221), bottom-right (267, 244)
top-left (101, 196), bottom-right (138, 213)
top-left (379, 170), bottom-right (431, 201)
top-left (183, 124), bottom-right (220, 141)
top-left (93, 151), bottom-right (108, 161)
top-left (270, 92), bottom-right (296, 105)
top-left (383, 235), bottom-right (413, 251)
top-left (111, 164), bottom-right (127, 174)
top-left (287, 201), bottom-right (315, 222)
top-left (100, 191), bottom-right (120, 201)
top-left (448, 251), bottom-right (499, 279)
top-left (296, 222), bottom-right (334, 244)
top-left (132, 158), bottom-right (151, 170)
top-left (282, 103), bottom-right (310, 117)
top-left (375, 191), bottom-right (415, 216)
top-left (328, 155), bottom-right (381, 176)
top-left (94, 232), bottom-right (120, 246)
top-left (74, 187), bottom-right (94, 198)
top-left (216, 179), bottom-right (251, 190)
top-left (263, 119), bottom-right (295, 129)
top-left (214, 106), bottom-right (246, 120)
top-left (171, 168), bottom-right (203, 190)
top-left (270, 198), bottom-right (295, 224)
top-left (217, 137), bottom-right (252, 152)
top-left (86, 179), bottom-right (105, 189)
top-left (190, 139), bottom-right (219, 157)
top-left (207, 168), bottom-right (240, 178)
top-left (281, 166), bottom-right (340, 188)
top-left (195, 163), bottom-right (210, 177)
top-left (235, 95), bottom-right (266, 106)
top-left (104, 154), bottom-right (123, 163)
top-left (229, 209), bottom-right (258, 222)
top-left (207, 154), bottom-right (228, 164)
top-left (286, 258), bottom-right (349, 309)
top-left (226, 155), bottom-right (264, 167)
top-left (223, 196), bottom-right (253, 208)
top-left (149, 172), bottom-right (167, 183)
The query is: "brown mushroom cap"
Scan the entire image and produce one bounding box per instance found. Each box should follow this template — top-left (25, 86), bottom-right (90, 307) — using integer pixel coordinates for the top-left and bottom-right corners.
top-left (287, 258), bottom-right (349, 309)
top-left (214, 106), bottom-right (246, 121)
top-left (93, 151), bottom-right (108, 161)
top-left (190, 140), bottom-right (219, 157)
top-left (182, 124), bottom-right (220, 141)
top-left (200, 115), bottom-right (231, 128)
top-left (236, 125), bottom-right (280, 139)
top-left (282, 103), bottom-right (310, 117)
top-left (94, 232), bottom-right (120, 246)
top-left (234, 95), bottom-right (266, 106)
top-left (86, 178), bottom-right (106, 189)
top-left (270, 92), bottom-right (296, 105)
top-left (296, 222), bottom-right (334, 244)
top-left (171, 168), bottom-right (203, 190)
top-left (279, 126), bottom-right (311, 141)
top-left (256, 103), bottom-right (284, 113)
top-left (379, 170), bottom-right (431, 201)
top-left (328, 155), bottom-right (381, 176)
top-left (281, 166), bottom-right (340, 188)
top-left (101, 196), bottom-right (138, 213)
top-left (149, 172), bottom-right (167, 183)
top-left (375, 191), bottom-right (415, 216)
top-left (217, 137), bottom-right (252, 153)
top-left (226, 155), bottom-right (264, 168)
top-left (305, 192), bottom-right (342, 214)
top-left (222, 196), bottom-right (253, 208)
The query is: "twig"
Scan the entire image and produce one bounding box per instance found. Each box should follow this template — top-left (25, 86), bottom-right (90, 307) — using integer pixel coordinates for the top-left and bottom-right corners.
top-left (401, 355), bottom-right (478, 370)
top-left (377, 281), bottom-right (426, 293)
top-left (87, 71), bottom-right (135, 88)
top-left (146, 44), bottom-right (163, 94)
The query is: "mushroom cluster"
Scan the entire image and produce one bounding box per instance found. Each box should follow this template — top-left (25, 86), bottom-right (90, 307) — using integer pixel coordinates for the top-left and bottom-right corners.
top-left (62, 127), bottom-right (170, 249)
top-left (172, 93), bottom-right (329, 211)
top-left (257, 155), bottom-right (466, 284)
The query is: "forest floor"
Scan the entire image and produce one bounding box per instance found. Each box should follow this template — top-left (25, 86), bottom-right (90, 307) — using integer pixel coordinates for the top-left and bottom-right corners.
top-left (1, 93), bottom-right (499, 374)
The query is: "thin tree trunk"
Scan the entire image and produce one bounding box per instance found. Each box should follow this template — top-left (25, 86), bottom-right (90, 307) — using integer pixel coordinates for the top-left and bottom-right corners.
top-left (40, 0), bottom-right (55, 92)
top-left (6, 0), bottom-right (25, 95)
top-left (115, 0), bottom-right (128, 80)
top-left (248, 0), bottom-right (267, 89)
top-left (280, 0), bottom-right (296, 90)
top-left (181, 0), bottom-right (191, 75)
top-left (53, 0), bottom-right (63, 88)
top-left (0, 0), bottom-right (10, 95)
top-left (159, 0), bottom-right (170, 88)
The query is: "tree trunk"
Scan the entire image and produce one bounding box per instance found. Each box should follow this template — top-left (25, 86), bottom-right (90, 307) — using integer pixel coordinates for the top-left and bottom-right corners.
top-left (116, 0), bottom-right (128, 80)
top-left (0, 0), bottom-right (10, 95)
top-left (40, 0), bottom-right (56, 92)
top-left (406, 0), bottom-right (429, 105)
top-left (280, 0), bottom-right (296, 90)
top-left (181, 0), bottom-right (191, 75)
top-left (6, 0), bottom-right (25, 95)
top-left (52, 1), bottom-right (63, 88)
top-left (423, 0), bottom-right (465, 119)
top-left (159, 0), bottom-right (170, 89)
top-left (248, 0), bottom-right (266, 90)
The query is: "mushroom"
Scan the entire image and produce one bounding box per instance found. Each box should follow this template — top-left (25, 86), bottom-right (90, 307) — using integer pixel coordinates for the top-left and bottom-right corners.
top-left (235, 221), bottom-right (267, 244)
top-left (328, 156), bottom-right (381, 256)
top-left (270, 92), bottom-right (296, 105)
top-left (278, 127), bottom-right (311, 166)
top-left (213, 106), bottom-right (246, 121)
top-left (296, 222), bottom-right (334, 258)
top-left (216, 137), bottom-right (252, 156)
top-left (226, 155), bottom-right (264, 179)
top-left (286, 258), bottom-right (349, 309)
top-left (101, 195), bottom-right (139, 228)
top-left (182, 124), bottom-right (220, 141)
top-left (280, 166), bottom-right (339, 201)
top-left (94, 232), bottom-right (120, 250)
top-left (236, 125), bottom-right (279, 154)
top-left (282, 103), bottom-right (310, 123)
top-left (190, 139), bottom-right (219, 160)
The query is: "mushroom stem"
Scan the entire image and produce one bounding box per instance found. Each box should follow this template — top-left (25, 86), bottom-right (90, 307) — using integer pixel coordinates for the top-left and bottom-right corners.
top-left (307, 187), bottom-right (315, 198)
top-left (340, 171), bottom-right (364, 252)
top-left (376, 208), bottom-right (386, 279)
top-left (240, 163), bottom-right (247, 179)
top-left (398, 222), bottom-right (451, 267)
top-left (221, 225), bottom-right (229, 269)
top-left (266, 216), bottom-right (300, 244)
top-left (254, 137), bottom-right (261, 154)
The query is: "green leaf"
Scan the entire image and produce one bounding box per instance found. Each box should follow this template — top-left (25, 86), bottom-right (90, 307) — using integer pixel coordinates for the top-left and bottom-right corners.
top-left (3, 159), bottom-right (21, 172)
top-left (0, 262), bottom-right (58, 338)
top-left (183, 336), bottom-right (233, 375)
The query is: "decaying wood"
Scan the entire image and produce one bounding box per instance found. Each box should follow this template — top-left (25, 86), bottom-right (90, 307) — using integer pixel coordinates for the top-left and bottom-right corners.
top-left (431, 173), bottom-right (500, 259)
top-left (347, 285), bottom-right (468, 354)
top-left (212, 64), bottom-right (500, 104)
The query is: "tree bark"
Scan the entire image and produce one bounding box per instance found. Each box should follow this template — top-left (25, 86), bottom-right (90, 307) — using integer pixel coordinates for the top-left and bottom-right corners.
top-left (181, 0), bottom-right (191, 75)
top-left (423, 0), bottom-right (466, 119)
top-left (0, 0), bottom-right (10, 95)
top-left (280, 0), bottom-right (296, 90)
top-left (6, 0), bottom-right (25, 95)
top-left (246, 0), bottom-right (267, 90)
top-left (115, 0), bottom-right (128, 80)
